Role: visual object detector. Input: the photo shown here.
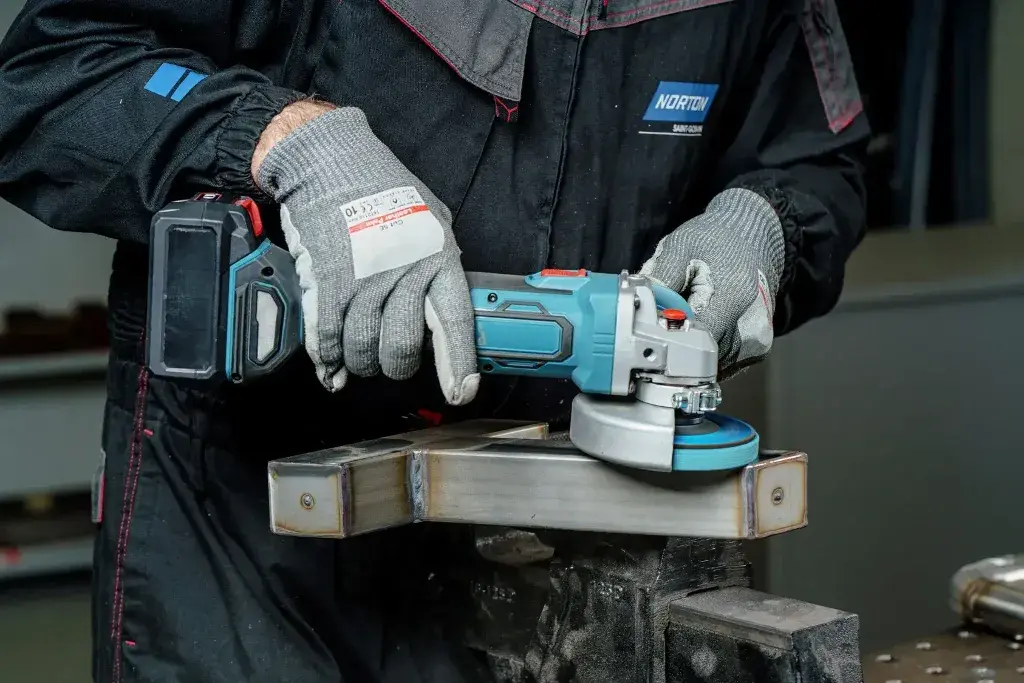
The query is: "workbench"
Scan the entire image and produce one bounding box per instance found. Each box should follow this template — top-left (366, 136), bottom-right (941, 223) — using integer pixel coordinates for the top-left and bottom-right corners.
top-left (864, 626), bottom-right (1024, 682)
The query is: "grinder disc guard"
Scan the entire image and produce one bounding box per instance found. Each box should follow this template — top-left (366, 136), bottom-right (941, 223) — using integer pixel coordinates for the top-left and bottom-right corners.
top-left (671, 413), bottom-right (759, 471)
top-left (568, 394), bottom-right (761, 472)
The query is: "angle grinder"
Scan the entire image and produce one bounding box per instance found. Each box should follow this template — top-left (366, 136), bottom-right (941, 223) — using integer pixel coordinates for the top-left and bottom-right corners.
top-left (145, 194), bottom-right (759, 472)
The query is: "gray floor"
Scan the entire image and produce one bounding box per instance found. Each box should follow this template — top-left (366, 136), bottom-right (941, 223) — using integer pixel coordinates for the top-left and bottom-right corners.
top-left (0, 575), bottom-right (91, 682)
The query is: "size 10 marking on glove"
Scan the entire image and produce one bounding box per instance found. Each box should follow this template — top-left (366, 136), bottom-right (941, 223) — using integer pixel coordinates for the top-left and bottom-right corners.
top-left (342, 186), bottom-right (444, 279)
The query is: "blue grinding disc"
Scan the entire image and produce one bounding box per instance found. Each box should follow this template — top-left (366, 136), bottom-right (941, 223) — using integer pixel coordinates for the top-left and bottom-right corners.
top-left (671, 413), bottom-right (759, 471)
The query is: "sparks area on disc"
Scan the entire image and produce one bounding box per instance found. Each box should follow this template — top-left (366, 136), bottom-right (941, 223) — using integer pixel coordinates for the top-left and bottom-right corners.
top-left (670, 412), bottom-right (760, 471)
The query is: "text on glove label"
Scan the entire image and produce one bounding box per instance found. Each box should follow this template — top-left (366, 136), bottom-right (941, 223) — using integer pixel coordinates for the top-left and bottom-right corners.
top-left (343, 186), bottom-right (444, 279)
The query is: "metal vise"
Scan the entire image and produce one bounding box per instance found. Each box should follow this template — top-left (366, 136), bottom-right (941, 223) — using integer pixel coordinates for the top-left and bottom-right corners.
top-left (266, 420), bottom-right (864, 683)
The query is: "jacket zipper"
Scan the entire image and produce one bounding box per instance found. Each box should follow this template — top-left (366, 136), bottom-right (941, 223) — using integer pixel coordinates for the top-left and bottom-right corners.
top-left (545, 0), bottom-right (594, 266)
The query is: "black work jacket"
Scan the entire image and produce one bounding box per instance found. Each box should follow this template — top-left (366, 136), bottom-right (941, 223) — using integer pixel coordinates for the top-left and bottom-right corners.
top-left (0, 0), bottom-right (869, 434)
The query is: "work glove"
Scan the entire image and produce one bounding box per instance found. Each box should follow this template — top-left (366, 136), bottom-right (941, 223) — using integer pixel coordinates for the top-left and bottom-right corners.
top-left (640, 188), bottom-right (786, 376)
top-left (256, 107), bottom-right (479, 405)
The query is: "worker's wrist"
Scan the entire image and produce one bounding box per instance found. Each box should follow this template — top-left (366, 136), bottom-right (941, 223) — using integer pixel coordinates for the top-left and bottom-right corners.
top-left (251, 99), bottom-right (337, 186)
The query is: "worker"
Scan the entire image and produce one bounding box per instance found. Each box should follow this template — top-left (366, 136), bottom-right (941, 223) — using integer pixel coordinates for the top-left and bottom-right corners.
top-left (0, 1), bottom-right (867, 681)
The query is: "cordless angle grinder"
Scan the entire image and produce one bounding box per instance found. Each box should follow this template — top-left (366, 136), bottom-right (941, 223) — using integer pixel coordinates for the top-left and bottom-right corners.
top-left (145, 194), bottom-right (759, 472)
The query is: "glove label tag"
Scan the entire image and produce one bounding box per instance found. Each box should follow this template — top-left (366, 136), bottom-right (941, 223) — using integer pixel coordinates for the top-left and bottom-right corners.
top-left (342, 186), bottom-right (444, 279)
top-left (735, 269), bottom-right (775, 365)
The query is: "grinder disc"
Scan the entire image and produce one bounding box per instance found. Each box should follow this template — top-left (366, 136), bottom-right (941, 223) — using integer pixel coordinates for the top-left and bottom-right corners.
top-left (671, 413), bottom-right (759, 471)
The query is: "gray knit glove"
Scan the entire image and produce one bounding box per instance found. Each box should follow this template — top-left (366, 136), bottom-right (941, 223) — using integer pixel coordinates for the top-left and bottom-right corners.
top-left (640, 188), bottom-right (786, 375)
top-left (256, 107), bottom-right (479, 405)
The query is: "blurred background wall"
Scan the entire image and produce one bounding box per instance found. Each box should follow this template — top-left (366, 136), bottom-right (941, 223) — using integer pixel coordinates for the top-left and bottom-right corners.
top-left (1, 0), bottom-right (1023, 678)
top-left (1, 215), bottom-right (111, 312)
top-left (753, 0), bottom-right (1024, 653)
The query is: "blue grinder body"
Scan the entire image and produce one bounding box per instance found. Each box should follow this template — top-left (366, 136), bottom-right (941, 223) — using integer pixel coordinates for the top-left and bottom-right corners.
top-left (146, 196), bottom-right (693, 394)
top-left (146, 195), bottom-right (757, 472)
top-left (468, 270), bottom-right (690, 394)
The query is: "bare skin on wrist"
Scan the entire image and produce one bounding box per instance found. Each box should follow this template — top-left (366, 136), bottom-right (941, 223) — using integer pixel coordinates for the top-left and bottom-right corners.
top-left (251, 99), bottom-right (336, 184)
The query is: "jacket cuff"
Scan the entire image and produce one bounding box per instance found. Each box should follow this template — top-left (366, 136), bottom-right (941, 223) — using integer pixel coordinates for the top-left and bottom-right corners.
top-left (215, 84), bottom-right (305, 201)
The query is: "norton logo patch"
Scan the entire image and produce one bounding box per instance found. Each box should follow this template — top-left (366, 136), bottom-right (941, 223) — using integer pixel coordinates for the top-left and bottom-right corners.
top-left (641, 81), bottom-right (719, 137)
